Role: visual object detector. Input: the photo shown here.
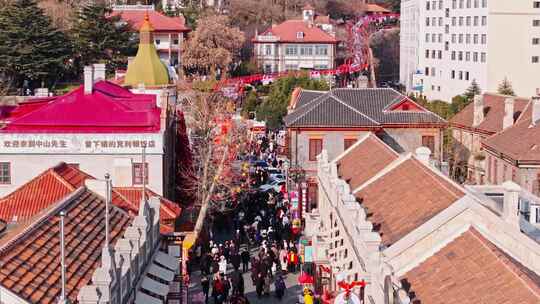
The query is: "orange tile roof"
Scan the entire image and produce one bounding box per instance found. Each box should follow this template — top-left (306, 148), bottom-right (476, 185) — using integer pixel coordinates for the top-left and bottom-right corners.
top-left (111, 9), bottom-right (190, 32)
top-left (0, 163), bottom-right (181, 233)
top-left (449, 93), bottom-right (530, 134)
top-left (364, 3), bottom-right (391, 13)
top-left (354, 158), bottom-right (464, 246)
top-left (483, 104), bottom-right (540, 163)
top-left (337, 134), bottom-right (399, 190)
top-left (255, 20), bottom-right (337, 44)
top-left (402, 228), bottom-right (540, 303)
top-left (0, 189), bottom-right (132, 304)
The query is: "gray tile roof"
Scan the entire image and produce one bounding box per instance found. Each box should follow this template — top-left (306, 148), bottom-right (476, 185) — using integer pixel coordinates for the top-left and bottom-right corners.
top-left (284, 88), bottom-right (447, 127)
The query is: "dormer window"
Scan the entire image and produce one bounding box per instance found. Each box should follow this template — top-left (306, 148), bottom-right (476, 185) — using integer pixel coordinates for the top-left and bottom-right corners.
top-left (297, 32), bottom-right (304, 39)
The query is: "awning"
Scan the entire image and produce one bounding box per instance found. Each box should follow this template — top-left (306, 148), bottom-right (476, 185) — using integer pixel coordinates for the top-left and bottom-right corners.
top-left (135, 291), bottom-right (162, 304)
top-left (154, 251), bottom-right (178, 271)
top-left (148, 263), bottom-right (174, 282)
top-left (141, 276), bottom-right (170, 297)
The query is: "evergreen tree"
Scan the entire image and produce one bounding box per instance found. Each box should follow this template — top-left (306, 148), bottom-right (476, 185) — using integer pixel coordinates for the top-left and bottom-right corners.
top-left (0, 0), bottom-right (72, 91)
top-left (464, 79), bottom-right (481, 100)
top-left (71, 1), bottom-right (137, 73)
top-left (497, 77), bottom-right (516, 96)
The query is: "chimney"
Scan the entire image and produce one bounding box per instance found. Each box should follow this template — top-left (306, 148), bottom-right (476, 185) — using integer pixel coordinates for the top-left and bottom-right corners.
top-left (503, 97), bottom-right (515, 130)
top-left (84, 66), bottom-right (94, 94)
top-left (93, 63), bottom-right (106, 82)
top-left (415, 146), bottom-right (431, 165)
top-left (531, 96), bottom-right (540, 126)
top-left (502, 181), bottom-right (521, 228)
top-left (472, 94), bottom-right (484, 127)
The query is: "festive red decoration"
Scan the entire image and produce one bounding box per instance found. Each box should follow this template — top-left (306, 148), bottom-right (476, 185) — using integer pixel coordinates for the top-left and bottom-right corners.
top-left (298, 272), bottom-right (315, 284)
top-left (337, 280), bottom-right (367, 297)
top-left (320, 265), bottom-right (332, 273)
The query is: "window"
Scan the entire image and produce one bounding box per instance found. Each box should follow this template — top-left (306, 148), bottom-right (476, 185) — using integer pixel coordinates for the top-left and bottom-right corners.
top-left (173, 39), bottom-right (179, 45)
top-left (132, 163), bottom-right (149, 185)
top-left (467, 0), bottom-right (471, 8)
top-left (426, 33), bottom-right (430, 42)
top-left (445, 8), bottom-right (450, 17)
top-left (459, 16), bottom-right (464, 26)
top-left (536, 208), bottom-right (540, 224)
top-left (465, 71), bottom-right (470, 80)
top-left (466, 34), bottom-right (471, 44)
top-left (300, 45), bottom-right (313, 56)
top-left (458, 51), bottom-right (463, 60)
top-left (426, 1), bottom-right (430, 10)
top-left (474, 34), bottom-right (479, 44)
top-left (0, 163), bottom-right (10, 184)
top-left (431, 67), bottom-right (436, 76)
top-left (482, 0), bottom-right (487, 7)
top-left (344, 138), bottom-right (357, 150)
top-left (451, 51), bottom-right (456, 60)
top-left (439, 0), bottom-right (443, 9)
top-left (314, 64), bottom-right (328, 70)
top-left (425, 49), bottom-right (430, 58)
top-left (452, 0), bottom-right (457, 9)
top-left (445, 24), bottom-right (449, 33)
top-left (265, 44), bottom-right (272, 55)
top-left (315, 45), bottom-right (328, 55)
top-left (459, 34), bottom-right (463, 43)
top-left (432, 33), bottom-right (436, 43)
top-left (425, 67), bottom-right (430, 75)
top-left (466, 16), bottom-right (471, 26)
top-left (535, 2), bottom-right (540, 8)
top-left (473, 52), bottom-right (478, 61)
top-left (464, 51), bottom-right (470, 61)
top-left (535, 20), bottom-right (540, 26)
top-left (474, 16), bottom-right (479, 26)
top-left (451, 70), bottom-right (456, 79)
top-left (264, 64), bottom-right (272, 73)
top-left (452, 17), bottom-right (457, 26)
top-left (432, 50), bottom-right (436, 58)
top-left (445, 41), bottom-right (449, 50)
top-left (452, 34), bottom-right (456, 43)
top-left (533, 56), bottom-right (539, 63)
top-left (474, 0), bottom-right (479, 8)
top-left (285, 45), bottom-right (297, 55)
top-left (533, 38), bottom-right (540, 44)
top-left (439, 17), bottom-right (443, 26)
top-left (438, 33), bottom-right (443, 42)
top-left (422, 136), bottom-right (435, 155)
top-left (155, 39), bottom-right (161, 45)
top-left (459, 0), bottom-right (464, 8)
top-left (482, 16), bottom-right (487, 26)
top-left (426, 17), bottom-right (430, 26)
top-left (481, 34), bottom-right (487, 44)
top-left (481, 52), bottom-right (486, 62)
top-left (296, 31), bottom-right (304, 39)
top-left (309, 139), bottom-right (323, 161)
top-left (459, 71), bottom-right (463, 80)
top-left (438, 50), bottom-right (442, 59)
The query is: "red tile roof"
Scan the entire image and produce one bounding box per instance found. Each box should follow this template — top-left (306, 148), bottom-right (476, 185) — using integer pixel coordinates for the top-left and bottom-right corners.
top-left (449, 93), bottom-right (530, 134)
top-left (112, 9), bottom-right (190, 32)
top-left (0, 163), bottom-right (180, 233)
top-left (364, 3), bottom-right (391, 13)
top-left (254, 20), bottom-right (337, 43)
top-left (0, 189), bottom-right (132, 304)
top-left (337, 134), bottom-right (399, 190)
top-left (402, 228), bottom-right (540, 303)
top-left (0, 81), bottom-right (160, 133)
top-left (354, 158), bottom-right (464, 246)
top-left (482, 103), bottom-right (540, 163)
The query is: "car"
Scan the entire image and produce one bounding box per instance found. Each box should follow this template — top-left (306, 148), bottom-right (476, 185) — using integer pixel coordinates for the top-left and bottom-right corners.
top-left (269, 174), bottom-right (286, 182)
top-left (259, 180), bottom-right (286, 193)
top-left (253, 160), bottom-right (268, 168)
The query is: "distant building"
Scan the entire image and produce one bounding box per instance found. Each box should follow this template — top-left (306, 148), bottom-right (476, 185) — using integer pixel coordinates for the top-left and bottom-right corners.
top-left (252, 5), bottom-right (338, 73)
top-left (112, 4), bottom-right (190, 67)
top-left (482, 96), bottom-right (540, 195)
top-left (449, 92), bottom-right (530, 184)
top-left (305, 133), bottom-right (540, 303)
top-left (400, 0), bottom-right (540, 101)
top-left (284, 87), bottom-right (447, 210)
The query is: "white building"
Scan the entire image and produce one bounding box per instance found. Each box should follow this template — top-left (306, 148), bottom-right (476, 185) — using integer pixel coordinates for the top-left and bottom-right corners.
top-left (252, 6), bottom-right (337, 73)
top-left (305, 133), bottom-right (540, 303)
top-left (400, 0), bottom-right (540, 101)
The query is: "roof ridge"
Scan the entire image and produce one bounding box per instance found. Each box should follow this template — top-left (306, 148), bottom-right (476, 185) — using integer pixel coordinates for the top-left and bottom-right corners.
top-left (329, 90), bottom-right (381, 125)
top-left (470, 228), bottom-right (540, 297)
top-left (411, 158), bottom-right (463, 200)
top-left (515, 99), bottom-right (533, 124)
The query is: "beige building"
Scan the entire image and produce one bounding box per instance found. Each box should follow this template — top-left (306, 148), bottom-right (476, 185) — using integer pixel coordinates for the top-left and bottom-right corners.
top-left (252, 6), bottom-right (337, 73)
top-left (305, 133), bottom-right (540, 303)
top-left (284, 88), bottom-right (446, 210)
top-left (449, 92), bottom-right (530, 184)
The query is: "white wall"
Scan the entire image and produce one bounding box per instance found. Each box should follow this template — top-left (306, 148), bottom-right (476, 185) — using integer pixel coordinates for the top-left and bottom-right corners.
top-left (254, 42), bottom-right (335, 73)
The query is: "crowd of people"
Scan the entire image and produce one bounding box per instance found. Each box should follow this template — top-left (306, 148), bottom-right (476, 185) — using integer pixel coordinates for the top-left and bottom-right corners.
top-left (194, 132), bottom-right (305, 304)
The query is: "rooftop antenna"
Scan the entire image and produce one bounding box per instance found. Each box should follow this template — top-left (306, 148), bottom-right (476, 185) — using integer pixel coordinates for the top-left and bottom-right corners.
top-left (58, 210), bottom-right (68, 304)
top-left (104, 173), bottom-right (111, 247)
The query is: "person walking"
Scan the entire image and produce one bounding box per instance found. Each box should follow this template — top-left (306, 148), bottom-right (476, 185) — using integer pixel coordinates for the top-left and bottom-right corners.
top-left (255, 273), bottom-right (264, 299)
top-left (241, 248), bottom-right (250, 272)
top-left (303, 288), bottom-right (314, 304)
top-left (201, 275), bottom-right (210, 304)
top-left (212, 274), bottom-right (224, 304)
top-left (218, 255), bottom-right (228, 274)
top-left (231, 251), bottom-right (241, 271)
top-left (274, 275), bottom-right (286, 300)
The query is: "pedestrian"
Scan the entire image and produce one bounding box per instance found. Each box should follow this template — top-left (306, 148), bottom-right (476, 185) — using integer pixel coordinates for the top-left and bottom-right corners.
top-left (255, 273), bottom-right (264, 298)
top-left (231, 251), bottom-right (241, 271)
top-left (263, 274), bottom-right (271, 296)
top-left (219, 255), bottom-right (228, 274)
top-left (222, 273), bottom-right (231, 303)
top-left (201, 275), bottom-right (210, 304)
top-left (212, 274), bottom-right (224, 304)
top-left (241, 248), bottom-right (250, 272)
top-left (303, 288), bottom-right (314, 304)
top-left (274, 275), bottom-right (286, 300)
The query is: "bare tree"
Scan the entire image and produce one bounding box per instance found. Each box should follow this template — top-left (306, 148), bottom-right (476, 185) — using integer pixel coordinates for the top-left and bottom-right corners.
top-left (180, 91), bottom-right (248, 239)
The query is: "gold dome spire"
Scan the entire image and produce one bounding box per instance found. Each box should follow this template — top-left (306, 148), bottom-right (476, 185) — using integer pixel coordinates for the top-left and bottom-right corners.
top-left (125, 11), bottom-right (170, 87)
